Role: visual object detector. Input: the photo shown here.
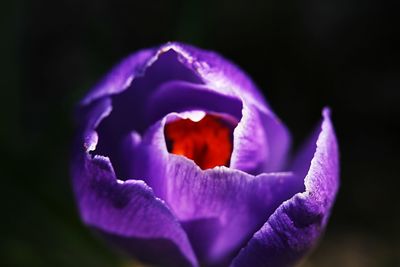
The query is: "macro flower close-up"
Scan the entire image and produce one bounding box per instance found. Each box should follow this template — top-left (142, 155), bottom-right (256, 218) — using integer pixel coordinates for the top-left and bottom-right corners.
top-left (71, 42), bottom-right (339, 267)
top-left (4, 1), bottom-right (400, 266)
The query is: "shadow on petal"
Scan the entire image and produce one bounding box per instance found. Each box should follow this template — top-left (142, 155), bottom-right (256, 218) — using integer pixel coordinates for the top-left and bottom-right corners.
top-left (231, 108), bottom-right (339, 267)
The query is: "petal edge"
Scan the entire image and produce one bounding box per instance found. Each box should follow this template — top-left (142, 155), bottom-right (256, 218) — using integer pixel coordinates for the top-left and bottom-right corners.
top-left (71, 154), bottom-right (198, 267)
top-left (231, 108), bottom-right (339, 267)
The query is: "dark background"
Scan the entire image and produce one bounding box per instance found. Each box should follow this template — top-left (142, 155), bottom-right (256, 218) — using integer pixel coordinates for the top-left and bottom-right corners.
top-left (1, 0), bottom-right (399, 266)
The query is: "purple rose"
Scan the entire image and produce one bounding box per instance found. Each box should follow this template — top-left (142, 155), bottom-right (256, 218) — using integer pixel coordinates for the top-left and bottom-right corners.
top-left (71, 42), bottom-right (339, 267)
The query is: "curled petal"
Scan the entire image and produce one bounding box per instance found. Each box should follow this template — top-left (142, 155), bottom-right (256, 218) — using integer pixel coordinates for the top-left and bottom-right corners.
top-left (71, 153), bottom-right (198, 267)
top-left (230, 104), bottom-right (269, 173)
top-left (91, 49), bottom-right (204, 178)
top-left (81, 48), bottom-right (157, 106)
top-left (72, 42), bottom-right (329, 266)
top-left (231, 108), bottom-right (339, 267)
top-left (135, 113), bottom-right (303, 265)
top-left (162, 42), bottom-right (269, 113)
top-left (166, 157), bottom-right (301, 265)
top-left (72, 97), bottom-right (112, 155)
top-left (258, 111), bottom-right (291, 172)
top-left (159, 43), bottom-right (291, 172)
top-left (83, 43), bottom-right (289, 178)
top-left (146, 80), bottom-right (243, 123)
top-left (147, 80), bottom-right (271, 173)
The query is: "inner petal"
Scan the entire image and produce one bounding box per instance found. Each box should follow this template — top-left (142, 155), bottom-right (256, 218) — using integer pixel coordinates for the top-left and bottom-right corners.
top-left (164, 114), bottom-right (236, 170)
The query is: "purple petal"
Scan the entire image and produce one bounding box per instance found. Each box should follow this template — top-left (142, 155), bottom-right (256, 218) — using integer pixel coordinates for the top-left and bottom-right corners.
top-left (72, 99), bottom-right (198, 266)
top-left (158, 43), bottom-right (291, 172)
top-left (162, 42), bottom-right (270, 113)
top-left (229, 103), bottom-right (269, 173)
top-left (146, 80), bottom-right (243, 123)
top-left (147, 80), bottom-right (271, 173)
top-left (159, 43), bottom-right (290, 173)
top-left (86, 43), bottom-right (289, 177)
top-left (231, 108), bottom-right (339, 267)
top-left (135, 113), bottom-right (303, 265)
top-left (73, 42), bottom-right (300, 266)
top-left (91, 49), bottom-right (204, 178)
top-left (71, 98), bottom-right (197, 266)
top-left (258, 111), bottom-right (291, 172)
top-left (73, 97), bottom-right (112, 155)
top-left (166, 157), bottom-right (302, 265)
top-left (81, 48), bottom-right (156, 106)
top-left (71, 153), bottom-right (198, 267)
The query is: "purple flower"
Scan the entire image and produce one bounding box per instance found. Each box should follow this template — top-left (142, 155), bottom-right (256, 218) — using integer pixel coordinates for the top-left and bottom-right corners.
top-left (71, 42), bottom-right (339, 267)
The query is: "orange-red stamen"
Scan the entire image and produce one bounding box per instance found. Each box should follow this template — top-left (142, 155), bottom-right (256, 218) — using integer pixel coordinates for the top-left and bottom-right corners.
top-left (164, 114), bottom-right (233, 170)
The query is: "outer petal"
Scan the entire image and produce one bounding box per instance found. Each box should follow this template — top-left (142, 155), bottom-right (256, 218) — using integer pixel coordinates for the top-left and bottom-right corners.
top-left (92, 50), bottom-right (204, 178)
top-left (136, 113), bottom-right (303, 265)
top-left (72, 101), bottom-right (198, 267)
top-left (166, 158), bottom-right (301, 265)
top-left (81, 48), bottom-right (157, 106)
top-left (146, 80), bottom-right (243, 123)
top-left (161, 42), bottom-right (291, 172)
top-left (73, 42), bottom-right (295, 266)
top-left (161, 42), bottom-right (268, 112)
top-left (231, 108), bottom-right (339, 267)
top-left (230, 103), bottom-right (269, 173)
top-left (88, 42), bottom-right (289, 177)
top-left (71, 153), bottom-right (198, 267)
top-left (146, 80), bottom-right (269, 173)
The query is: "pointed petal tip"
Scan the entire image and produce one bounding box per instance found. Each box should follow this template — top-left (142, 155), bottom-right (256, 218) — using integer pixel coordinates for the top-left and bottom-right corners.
top-left (231, 107), bottom-right (339, 267)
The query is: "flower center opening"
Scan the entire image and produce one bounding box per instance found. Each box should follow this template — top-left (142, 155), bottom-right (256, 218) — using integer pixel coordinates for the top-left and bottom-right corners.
top-left (164, 114), bottom-right (234, 170)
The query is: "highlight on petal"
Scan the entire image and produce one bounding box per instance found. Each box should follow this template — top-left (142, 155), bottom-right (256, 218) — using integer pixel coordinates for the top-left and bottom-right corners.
top-left (146, 80), bottom-right (243, 124)
top-left (89, 50), bottom-right (206, 179)
top-left (72, 42), bottom-right (338, 267)
top-left (146, 79), bottom-right (276, 174)
top-left (81, 48), bottom-right (157, 106)
top-left (160, 42), bottom-right (269, 113)
top-left (71, 154), bottom-right (198, 267)
top-left (258, 110), bottom-right (291, 173)
top-left (231, 108), bottom-right (339, 267)
top-left (80, 43), bottom-right (289, 179)
top-left (156, 43), bottom-right (291, 173)
top-left (165, 157), bottom-right (302, 266)
top-left (129, 112), bottom-right (303, 265)
top-left (229, 103), bottom-right (269, 173)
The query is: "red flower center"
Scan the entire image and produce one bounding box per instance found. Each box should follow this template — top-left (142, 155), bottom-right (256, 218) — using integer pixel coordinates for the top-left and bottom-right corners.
top-left (165, 114), bottom-right (234, 170)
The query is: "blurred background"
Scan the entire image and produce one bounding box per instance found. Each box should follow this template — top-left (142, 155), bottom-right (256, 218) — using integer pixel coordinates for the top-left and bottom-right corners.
top-left (1, 0), bottom-right (399, 266)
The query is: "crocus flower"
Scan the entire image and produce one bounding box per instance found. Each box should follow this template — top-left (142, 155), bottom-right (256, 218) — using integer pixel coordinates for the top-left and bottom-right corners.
top-left (71, 42), bottom-right (339, 267)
